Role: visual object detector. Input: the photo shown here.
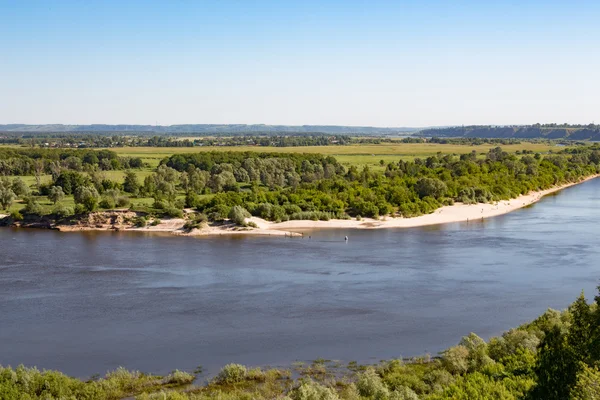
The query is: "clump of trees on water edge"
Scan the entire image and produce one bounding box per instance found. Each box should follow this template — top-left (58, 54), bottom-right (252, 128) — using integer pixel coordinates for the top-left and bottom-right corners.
top-left (2, 289), bottom-right (600, 399)
top-left (1, 146), bottom-right (600, 225)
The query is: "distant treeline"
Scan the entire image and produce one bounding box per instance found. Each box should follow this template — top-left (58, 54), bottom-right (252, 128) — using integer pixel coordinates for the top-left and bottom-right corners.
top-left (0, 134), bottom-right (353, 148)
top-left (0, 148), bottom-right (143, 176)
top-left (418, 124), bottom-right (600, 140)
top-left (0, 123), bottom-right (417, 135)
top-left (1, 133), bottom-right (536, 149)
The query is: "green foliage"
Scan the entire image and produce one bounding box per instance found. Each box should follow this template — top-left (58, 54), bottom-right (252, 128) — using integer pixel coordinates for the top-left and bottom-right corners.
top-left (11, 177), bottom-right (30, 196)
top-left (229, 205), bottom-right (251, 226)
top-left (164, 370), bottom-right (195, 385)
top-left (52, 204), bottom-right (74, 218)
top-left (571, 363), bottom-right (600, 400)
top-left (214, 364), bottom-right (248, 385)
top-left (74, 186), bottom-right (100, 212)
top-left (124, 171), bottom-right (141, 195)
top-left (47, 186), bottom-right (65, 204)
top-left (23, 198), bottom-right (44, 215)
top-left (289, 379), bottom-right (340, 400)
top-left (0, 186), bottom-right (16, 210)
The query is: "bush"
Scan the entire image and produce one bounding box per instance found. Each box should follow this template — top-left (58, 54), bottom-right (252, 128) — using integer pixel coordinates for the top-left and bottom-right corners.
top-left (24, 199), bottom-right (44, 215)
top-left (116, 196), bottom-right (130, 208)
top-left (356, 368), bottom-right (389, 399)
top-left (163, 370), bottom-right (195, 385)
top-left (74, 186), bottom-right (100, 212)
top-left (53, 204), bottom-right (74, 218)
top-left (289, 379), bottom-right (340, 400)
top-left (163, 207), bottom-right (184, 218)
top-left (133, 216), bottom-right (147, 227)
top-left (100, 197), bottom-right (116, 209)
top-left (441, 345), bottom-right (470, 375)
top-left (391, 386), bottom-right (419, 400)
top-left (229, 205), bottom-right (251, 226)
top-left (74, 204), bottom-right (87, 215)
top-left (214, 363), bottom-right (248, 385)
top-left (10, 210), bottom-right (23, 221)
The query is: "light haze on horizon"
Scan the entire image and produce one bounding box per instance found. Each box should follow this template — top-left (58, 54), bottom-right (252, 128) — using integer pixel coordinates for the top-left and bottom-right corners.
top-left (1, 0), bottom-right (599, 127)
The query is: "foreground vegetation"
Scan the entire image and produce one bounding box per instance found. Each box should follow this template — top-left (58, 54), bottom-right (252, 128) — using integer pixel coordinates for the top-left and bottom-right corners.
top-left (3, 289), bottom-right (600, 399)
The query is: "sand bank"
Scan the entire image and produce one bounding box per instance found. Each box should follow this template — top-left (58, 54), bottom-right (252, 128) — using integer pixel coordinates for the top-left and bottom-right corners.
top-left (254, 174), bottom-right (600, 232)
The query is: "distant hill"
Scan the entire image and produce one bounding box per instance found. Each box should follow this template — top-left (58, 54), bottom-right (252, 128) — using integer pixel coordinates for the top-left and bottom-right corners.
top-left (416, 125), bottom-right (600, 140)
top-left (0, 124), bottom-right (418, 135)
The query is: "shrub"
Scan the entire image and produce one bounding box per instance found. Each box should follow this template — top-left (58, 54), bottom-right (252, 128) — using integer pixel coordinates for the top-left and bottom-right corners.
top-left (74, 186), bottom-right (100, 212)
top-left (289, 379), bottom-right (340, 400)
top-left (100, 197), bottom-right (116, 209)
top-left (214, 363), bottom-right (247, 385)
top-left (164, 370), bottom-right (195, 385)
top-left (356, 368), bottom-right (389, 399)
top-left (10, 210), bottom-right (23, 221)
top-left (53, 204), bottom-right (74, 218)
top-left (488, 329), bottom-right (540, 361)
top-left (390, 386), bottom-right (419, 400)
top-left (116, 196), bottom-right (130, 208)
top-left (441, 345), bottom-right (470, 375)
top-left (24, 199), bottom-right (44, 215)
top-left (163, 207), bottom-right (184, 218)
top-left (133, 216), bottom-right (147, 227)
top-left (229, 205), bottom-right (251, 226)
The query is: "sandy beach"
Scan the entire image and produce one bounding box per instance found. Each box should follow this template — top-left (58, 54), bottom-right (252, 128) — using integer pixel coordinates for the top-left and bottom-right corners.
top-left (250, 174), bottom-right (600, 233)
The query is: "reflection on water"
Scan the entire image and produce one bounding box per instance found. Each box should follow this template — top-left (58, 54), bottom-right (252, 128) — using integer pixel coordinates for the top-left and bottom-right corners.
top-left (1, 178), bottom-right (600, 377)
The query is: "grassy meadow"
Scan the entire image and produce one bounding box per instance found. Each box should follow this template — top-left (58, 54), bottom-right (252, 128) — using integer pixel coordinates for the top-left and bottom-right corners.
top-left (111, 142), bottom-right (561, 170)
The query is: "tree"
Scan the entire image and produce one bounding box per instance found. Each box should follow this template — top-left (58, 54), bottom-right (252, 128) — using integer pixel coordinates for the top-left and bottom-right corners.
top-left (415, 177), bottom-right (448, 199)
top-left (208, 171), bottom-right (237, 192)
top-left (74, 186), bottom-right (100, 212)
top-left (11, 178), bottom-right (30, 197)
top-left (530, 325), bottom-right (579, 400)
top-left (48, 186), bottom-right (65, 204)
top-left (567, 292), bottom-right (593, 363)
top-left (0, 187), bottom-right (16, 210)
top-left (123, 171), bottom-right (140, 195)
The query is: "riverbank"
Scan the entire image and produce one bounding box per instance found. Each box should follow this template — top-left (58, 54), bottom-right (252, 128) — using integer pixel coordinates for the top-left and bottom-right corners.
top-left (1, 175), bottom-right (597, 236)
top-left (257, 174), bottom-right (600, 232)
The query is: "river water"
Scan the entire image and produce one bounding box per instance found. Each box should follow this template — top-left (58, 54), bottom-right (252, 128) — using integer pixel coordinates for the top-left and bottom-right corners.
top-left (1, 178), bottom-right (600, 377)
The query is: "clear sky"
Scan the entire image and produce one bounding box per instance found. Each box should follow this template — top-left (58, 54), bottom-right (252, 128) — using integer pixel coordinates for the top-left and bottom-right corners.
top-left (1, 0), bottom-right (599, 127)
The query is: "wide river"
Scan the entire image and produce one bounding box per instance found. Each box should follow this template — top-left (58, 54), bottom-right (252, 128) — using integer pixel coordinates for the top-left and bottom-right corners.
top-left (1, 178), bottom-right (600, 377)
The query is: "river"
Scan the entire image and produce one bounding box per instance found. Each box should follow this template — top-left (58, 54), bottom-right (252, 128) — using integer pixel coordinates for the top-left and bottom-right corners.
top-left (1, 178), bottom-right (600, 377)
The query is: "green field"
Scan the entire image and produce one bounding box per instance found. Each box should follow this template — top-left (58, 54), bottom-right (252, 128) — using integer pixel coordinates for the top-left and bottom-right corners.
top-left (111, 142), bottom-right (562, 170)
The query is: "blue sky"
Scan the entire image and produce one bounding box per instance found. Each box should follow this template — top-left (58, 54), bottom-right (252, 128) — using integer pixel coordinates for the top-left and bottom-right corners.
top-left (1, 0), bottom-right (599, 126)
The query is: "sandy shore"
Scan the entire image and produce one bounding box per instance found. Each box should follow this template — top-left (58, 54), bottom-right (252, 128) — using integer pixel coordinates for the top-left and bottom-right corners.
top-left (56, 216), bottom-right (301, 237)
top-left (253, 174), bottom-right (600, 232)
top-left (2, 175), bottom-right (597, 237)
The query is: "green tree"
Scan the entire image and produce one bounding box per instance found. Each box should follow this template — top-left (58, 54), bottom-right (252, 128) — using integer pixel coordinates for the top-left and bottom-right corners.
top-left (123, 171), bottom-right (140, 195)
top-left (11, 178), bottom-right (30, 196)
top-left (530, 326), bottom-right (579, 400)
top-left (567, 292), bottom-right (593, 363)
top-left (0, 187), bottom-right (16, 210)
top-left (48, 186), bottom-right (65, 204)
top-left (74, 186), bottom-right (100, 212)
